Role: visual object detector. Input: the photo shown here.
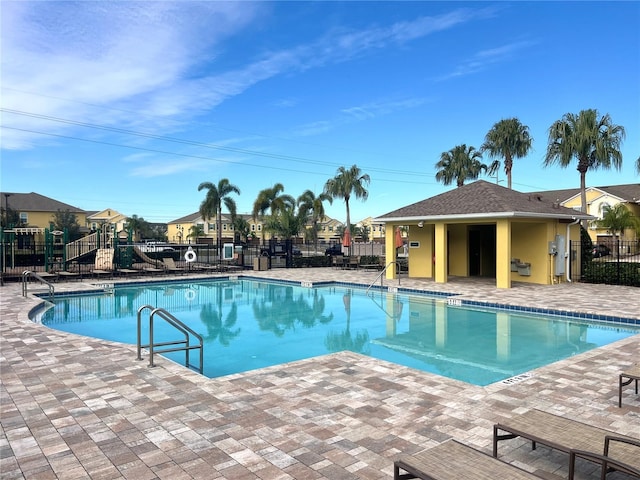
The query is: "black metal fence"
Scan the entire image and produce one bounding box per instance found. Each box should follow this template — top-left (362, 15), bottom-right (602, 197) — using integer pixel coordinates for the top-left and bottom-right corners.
top-left (569, 240), bottom-right (640, 287)
top-left (1, 238), bottom-right (387, 281)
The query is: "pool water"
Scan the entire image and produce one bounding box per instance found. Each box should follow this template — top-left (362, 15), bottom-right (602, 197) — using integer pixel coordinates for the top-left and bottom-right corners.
top-left (35, 279), bottom-right (640, 386)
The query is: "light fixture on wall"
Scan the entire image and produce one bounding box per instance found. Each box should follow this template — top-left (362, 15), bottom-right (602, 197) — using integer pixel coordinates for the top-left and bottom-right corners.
top-left (417, 221), bottom-right (424, 228)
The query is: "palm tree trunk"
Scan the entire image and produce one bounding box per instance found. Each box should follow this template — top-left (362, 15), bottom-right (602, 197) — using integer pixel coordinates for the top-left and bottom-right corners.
top-left (505, 154), bottom-right (513, 189)
top-left (216, 207), bottom-right (222, 263)
top-left (345, 198), bottom-right (351, 251)
top-left (579, 167), bottom-right (588, 228)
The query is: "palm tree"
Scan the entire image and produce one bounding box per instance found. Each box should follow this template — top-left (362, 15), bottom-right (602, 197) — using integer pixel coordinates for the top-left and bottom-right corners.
top-left (297, 189), bottom-right (333, 251)
top-left (543, 109), bottom-right (625, 216)
top-left (187, 224), bottom-right (204, 243)
top-left (635, 155), bottom-right (640, 175)
top-left (252, 183), bottom-right (295, 220)
top-left (435, 144), bottom-right (487, 187)
top-left (262, 205), bottom-right (308, 240)
top-left (124, 214), bottom-right (147, 242)
top-left (197, 179), bottom-right (240, 260)
top-left (323, 165), bottom-right (370, 249)
top-left (232, 216), bottom-right (251, 244)
top-left (481, 118), bottom-right (533, 189)
top-left (597, 204), bottom-right (640, 255)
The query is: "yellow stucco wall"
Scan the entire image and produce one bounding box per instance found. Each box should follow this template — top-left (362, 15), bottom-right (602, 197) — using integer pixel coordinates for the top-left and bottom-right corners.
top-left (407, 225), bottom-right (434, 278)
top-left (447, 224), bottom-right (468, 276)
top-left (19, 211), bottom-right (88, 230)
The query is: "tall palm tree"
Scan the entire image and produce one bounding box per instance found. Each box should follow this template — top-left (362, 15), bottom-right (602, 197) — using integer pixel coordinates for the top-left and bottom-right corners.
top-left (297, 189), bottom-right (333, 251)
top-left (252, 183), bottom-right (295, 219)
top-left (435, 144), bottom-right (487, 187)
top-left (197, 179), bottom-right (240, 259)
top-left (323, 165), bottom-right (370, 248)
top-left (543, 109), bottom-right (625, 216)
top-left (481, 118), bottom-right (533, 189)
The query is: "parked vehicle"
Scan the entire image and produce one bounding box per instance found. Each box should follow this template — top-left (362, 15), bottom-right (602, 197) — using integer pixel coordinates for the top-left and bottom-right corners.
top-left (260, 244), bottom-right (301, 257)
top-left (135, 242), bottom-right (175, 253)
top-left (592, 244), bottom-right (611, 258)
top-left (325, 244), bottom-right (343, 256)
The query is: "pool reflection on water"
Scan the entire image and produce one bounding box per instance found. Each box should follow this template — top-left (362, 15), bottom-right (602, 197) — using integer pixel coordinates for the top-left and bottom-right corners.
top-left (35, 279), bottom-right (639, 386)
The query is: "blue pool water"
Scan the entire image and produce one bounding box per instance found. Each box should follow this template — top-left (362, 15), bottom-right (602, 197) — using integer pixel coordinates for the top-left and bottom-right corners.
top-left (34, 278), bottom-right (639, 386)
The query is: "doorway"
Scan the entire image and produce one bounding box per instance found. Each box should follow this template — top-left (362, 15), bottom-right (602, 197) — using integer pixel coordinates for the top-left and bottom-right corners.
top-left (469, 225), bottom-right (496, 277)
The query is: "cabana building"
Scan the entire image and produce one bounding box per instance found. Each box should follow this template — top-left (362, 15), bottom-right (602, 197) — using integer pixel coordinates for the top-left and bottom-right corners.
top-left (375, 181), bottom-right (592, 289)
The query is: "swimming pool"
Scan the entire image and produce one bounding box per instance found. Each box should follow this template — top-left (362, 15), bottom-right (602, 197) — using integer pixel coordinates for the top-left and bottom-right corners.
top-left (34, 278), bottom-right (640, 386)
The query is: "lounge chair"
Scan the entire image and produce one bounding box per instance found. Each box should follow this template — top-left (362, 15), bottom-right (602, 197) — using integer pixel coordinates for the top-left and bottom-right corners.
top-left (493, 409), bottom-right (639, 477)
top-left (394, 439), bottom-right (541, 480)
top-left (57, 270), bottom-right (80, 281)
top-left (162, 257), bottom-right (186, 274)
top-left (569, 436), bottom-right (640, 480)
top-left (619, 364), bottom-right (640, 407)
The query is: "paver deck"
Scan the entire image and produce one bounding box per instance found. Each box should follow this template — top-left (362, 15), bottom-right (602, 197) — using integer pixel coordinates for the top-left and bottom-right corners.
top-left (1, 268), bottom-right (639, 479)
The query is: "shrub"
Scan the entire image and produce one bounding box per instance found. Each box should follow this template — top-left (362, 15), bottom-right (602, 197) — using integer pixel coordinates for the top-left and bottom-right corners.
top-left (582, 261), bottom-right (640, 287)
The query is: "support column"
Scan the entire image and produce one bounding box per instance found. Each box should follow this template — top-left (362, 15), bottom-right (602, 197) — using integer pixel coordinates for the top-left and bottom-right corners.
top-left (496, 219), bottom-right (511, 289)
top-left (434, 222), bottom-right (447, 284)
top-left (385, 225), bottom-right (397, 280)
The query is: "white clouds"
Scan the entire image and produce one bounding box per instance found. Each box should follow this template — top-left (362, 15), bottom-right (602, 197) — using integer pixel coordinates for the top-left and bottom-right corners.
top-left (1, 2), bottom-right (494, 150)
top-left (294, 97), bottom-right (429, 137)
top-left (437, 40), bottom-right (537, 81)
top-left (1, 1), bottom-right (262, 148)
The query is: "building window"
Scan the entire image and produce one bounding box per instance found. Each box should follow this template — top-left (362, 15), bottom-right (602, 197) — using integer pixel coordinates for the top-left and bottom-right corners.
top-left (19, 212), bottom-right (28, 223)
top-left (257, 225), bottom-right (262, 231)
top-left (251, 224), bottom-right (255, 231)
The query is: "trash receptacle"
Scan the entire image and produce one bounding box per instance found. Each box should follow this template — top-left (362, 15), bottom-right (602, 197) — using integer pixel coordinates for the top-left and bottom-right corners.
top-left (253, 257), bottom-right (268, 271)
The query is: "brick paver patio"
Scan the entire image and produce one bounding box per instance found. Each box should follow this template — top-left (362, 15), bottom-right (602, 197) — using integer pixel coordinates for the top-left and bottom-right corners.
top-left (1, 268), bottom-right (639, 479)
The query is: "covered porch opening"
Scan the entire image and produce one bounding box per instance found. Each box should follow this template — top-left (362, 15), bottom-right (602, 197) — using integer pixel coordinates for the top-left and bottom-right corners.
top-left (468, 224), bottom-right (496, 278)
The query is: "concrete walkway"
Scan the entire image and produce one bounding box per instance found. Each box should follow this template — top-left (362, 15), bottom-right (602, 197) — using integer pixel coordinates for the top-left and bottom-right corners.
top-left (1, 269), bottom-right (639, 479)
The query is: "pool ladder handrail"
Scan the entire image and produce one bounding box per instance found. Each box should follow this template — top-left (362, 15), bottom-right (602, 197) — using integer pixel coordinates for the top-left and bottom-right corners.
top-left (365, 261), bottom-right (401, 295)
top-left (22, 270), bottom-right (55, 299)
top-left (136, 304), bottom-right (204, 374)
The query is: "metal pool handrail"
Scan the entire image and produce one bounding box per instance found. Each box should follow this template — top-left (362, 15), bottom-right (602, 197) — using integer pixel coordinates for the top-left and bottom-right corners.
top-left (365, 261), bottom-right (400, 295)
top-left (136, 304), bottom-right (203, 374)
top-left (22, 270), bottom-right (54, 299)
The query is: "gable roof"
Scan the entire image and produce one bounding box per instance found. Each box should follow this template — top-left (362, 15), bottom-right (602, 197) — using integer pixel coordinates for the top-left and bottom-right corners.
top-left (528, 183), bottom-right (640, 204)
top-left (374, 180), bottom-right (592, 222)
top-left (0, 192), bottom-right (84, 213)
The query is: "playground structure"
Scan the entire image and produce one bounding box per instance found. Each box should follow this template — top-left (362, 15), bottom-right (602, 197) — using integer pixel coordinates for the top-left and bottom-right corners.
top-left (0, 225), bottom-right (141, 277)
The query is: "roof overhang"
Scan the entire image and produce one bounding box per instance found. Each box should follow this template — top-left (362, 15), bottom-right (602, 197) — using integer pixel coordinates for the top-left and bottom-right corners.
top-left (373, 211), bottom-right (593, 223)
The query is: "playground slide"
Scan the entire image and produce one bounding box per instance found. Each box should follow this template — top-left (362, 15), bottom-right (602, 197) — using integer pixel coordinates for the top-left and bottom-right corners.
top-left (132, 246), bottom-right (163, 266)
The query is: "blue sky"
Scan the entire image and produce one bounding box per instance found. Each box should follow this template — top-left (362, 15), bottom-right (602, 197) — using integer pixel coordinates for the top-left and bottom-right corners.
top-left (1, 1), bottom-right (638, 225)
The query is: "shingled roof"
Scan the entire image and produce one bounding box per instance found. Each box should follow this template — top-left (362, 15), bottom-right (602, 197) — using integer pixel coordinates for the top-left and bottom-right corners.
top-left (375, 180), bottom-right (592, 222)
top-left (528, 183), bottom-right (640, 204)
top-left (0, 192), bottom-right (84, 213)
